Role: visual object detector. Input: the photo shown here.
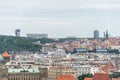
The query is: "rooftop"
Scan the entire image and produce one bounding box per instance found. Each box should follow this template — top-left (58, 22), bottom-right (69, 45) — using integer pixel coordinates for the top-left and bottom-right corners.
top-left (93, 73), bottom-right (110, 80)
top-left (57, 74), bottom-right (76, 80)
top-left (2, 51), bottom-right (10, 58)
top-left (8, 68), bottom-right (40, 73)
top-left (84, 78), bottom-right (93, 80)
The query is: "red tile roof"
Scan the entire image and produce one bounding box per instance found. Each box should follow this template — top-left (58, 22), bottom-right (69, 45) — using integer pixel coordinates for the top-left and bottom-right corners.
top-left (100, 63), bottom-right (115, 73)
top-left (2, 51), bottom-right (10, 58)
top-left (93, 73), bottom-right (110, 80)
top-left (57, 74), bottom-right (76, 80)
top-left (112, 78), bottom-right (119, 80)
top-left (84, 77), bottom-right (93, 80)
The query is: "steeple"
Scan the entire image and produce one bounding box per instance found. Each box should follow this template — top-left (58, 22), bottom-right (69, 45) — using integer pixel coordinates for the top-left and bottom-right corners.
top-left (106, 30), bottom-right (108, 39)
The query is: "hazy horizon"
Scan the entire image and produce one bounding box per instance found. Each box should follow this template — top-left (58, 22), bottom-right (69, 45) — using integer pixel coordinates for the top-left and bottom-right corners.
top-left (0, 0), bottom-right (120, 38)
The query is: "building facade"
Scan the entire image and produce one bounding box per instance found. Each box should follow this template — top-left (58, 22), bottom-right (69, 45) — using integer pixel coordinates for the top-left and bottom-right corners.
top-left (48, 67), bottom-right (77, 80)
top-left (15, 29), bottom-right (20, 37)
top-left (8, 68), bottom-right (41, 80)
top-left (42, 46), bottom-right (53, 54)
top-left (26, 34), bottom-right (48, 39)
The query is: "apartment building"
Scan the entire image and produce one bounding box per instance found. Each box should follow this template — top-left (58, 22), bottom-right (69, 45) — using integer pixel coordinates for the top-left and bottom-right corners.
top-left (8, 68), bottom-right (41, 80)
top-left (48, 67), bottom-right (77, 80)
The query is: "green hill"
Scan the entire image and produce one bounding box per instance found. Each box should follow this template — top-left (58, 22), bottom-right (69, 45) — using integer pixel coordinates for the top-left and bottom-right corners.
top-left (0, 35), bottom-right (41, 52)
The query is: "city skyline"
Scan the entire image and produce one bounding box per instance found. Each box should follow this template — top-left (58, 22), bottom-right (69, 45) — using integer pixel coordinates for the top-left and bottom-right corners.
top-left (0, 0), bottom-right (120, 38)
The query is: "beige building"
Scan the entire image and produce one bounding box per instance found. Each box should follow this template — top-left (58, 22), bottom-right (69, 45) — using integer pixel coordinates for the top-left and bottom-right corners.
top-left (48, 67), bottom-right (77, 80)
top-left (6, 60), bottom-right (48, 80)
top-left (8, 68), bottom-right (41, 80)
top-left (39, 68), bottom-right (48, 80)
top-left (42, 46), bottom-right (53, 54)
top-left (7, 60), bottom-right (35, 69)
top-left (0, 64), bottom-right (8, 80)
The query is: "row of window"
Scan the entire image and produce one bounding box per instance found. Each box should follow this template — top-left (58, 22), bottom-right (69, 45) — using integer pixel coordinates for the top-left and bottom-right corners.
top-left (8, 77), bottom-right (41, 80)
top-left (9, 74), bottom-right (40, 76)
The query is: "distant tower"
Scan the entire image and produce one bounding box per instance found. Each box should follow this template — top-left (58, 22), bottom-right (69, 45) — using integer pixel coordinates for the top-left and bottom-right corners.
top-left (94, 30), bottom-right (99, 39)
top-left (106, 30), bottom-right (108, 39)
top-left (15, 29), bottom-right (20, 37)
top-left (104, 32), bottom-right (106, 39)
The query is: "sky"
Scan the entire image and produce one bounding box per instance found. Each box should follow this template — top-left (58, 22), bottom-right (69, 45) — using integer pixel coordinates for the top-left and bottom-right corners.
top-left (0, 0), bottom-right (120, 38)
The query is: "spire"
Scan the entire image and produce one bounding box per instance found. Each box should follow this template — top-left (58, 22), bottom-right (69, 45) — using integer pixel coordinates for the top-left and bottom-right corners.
top-left (106, 30), bottom-right (108, 39)
top-left (104, 32), bottom-right (106, 39)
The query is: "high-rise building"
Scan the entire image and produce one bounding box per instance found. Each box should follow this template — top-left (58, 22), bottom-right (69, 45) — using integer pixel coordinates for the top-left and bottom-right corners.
top-left (94, 30), bottom-right (99, 39)
top-left (15, 29), bottom-right (20, 37)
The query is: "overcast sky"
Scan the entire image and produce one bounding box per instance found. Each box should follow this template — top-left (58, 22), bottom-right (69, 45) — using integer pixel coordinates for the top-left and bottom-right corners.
top-left (0, 0), bottom-right (120, 38)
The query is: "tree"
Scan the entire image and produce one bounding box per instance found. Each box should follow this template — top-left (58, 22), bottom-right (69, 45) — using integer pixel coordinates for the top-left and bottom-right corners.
top-left (108, 49), bottom-right (119, 54)
top-left (0, 35), bottom-right (41, 52)
top-left (111, 72), bottom-right (120, 78)
top-left (78, 74), bottom-right (93, 80)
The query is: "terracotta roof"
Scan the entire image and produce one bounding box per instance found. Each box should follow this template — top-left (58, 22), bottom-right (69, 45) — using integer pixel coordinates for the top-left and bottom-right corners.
top-left (100, 63), bottom-right (115, 73)
top-left (57, 74), bottom-right (76, 80)
top-left (112, 78), bottom-right (119, 80)
top-left (93, 73), bottom-right (110, 80)
top-left (84, 77), bottom-right (93, 80)
top-left (2, 51), bottom-right (10, 58)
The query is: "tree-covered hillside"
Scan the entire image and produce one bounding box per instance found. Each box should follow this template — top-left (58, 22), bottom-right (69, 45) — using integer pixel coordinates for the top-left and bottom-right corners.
top-left (0, 35), bottom-right (41, 52)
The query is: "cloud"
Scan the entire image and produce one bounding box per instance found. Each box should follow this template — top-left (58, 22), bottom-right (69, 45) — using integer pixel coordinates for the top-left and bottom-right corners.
top-left (0, 0), bottom-right (120, 11)
top-left (0, 0), bottom-right (120, 17)
top-left (0, 0), bottom-right (119, 37)
top-left (0, 15), bottom-right (68, 25)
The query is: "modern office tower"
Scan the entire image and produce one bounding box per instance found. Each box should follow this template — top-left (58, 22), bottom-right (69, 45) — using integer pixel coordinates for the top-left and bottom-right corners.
top-left (94, 30), bottom-right (99, 39)
top-left (15, 29), bottom-right (20, 37)
top-left (26, 34), bottom-right (48, 39)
